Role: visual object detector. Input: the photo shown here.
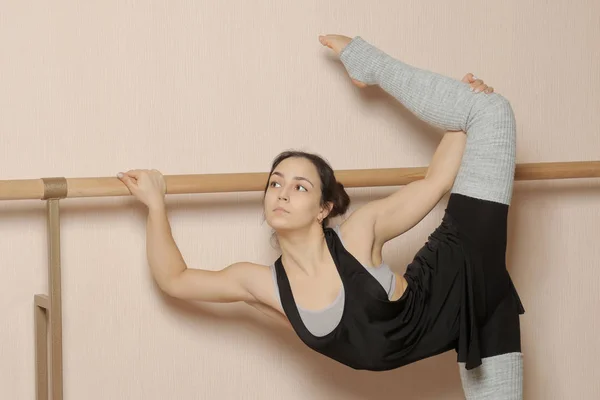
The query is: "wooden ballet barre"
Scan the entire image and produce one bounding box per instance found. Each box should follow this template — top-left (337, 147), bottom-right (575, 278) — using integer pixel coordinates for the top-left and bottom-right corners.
top-left (1, 160), bottom-right (599, 201)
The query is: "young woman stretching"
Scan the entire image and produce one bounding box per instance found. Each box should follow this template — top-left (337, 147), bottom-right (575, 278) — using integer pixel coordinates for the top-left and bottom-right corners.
top-left (118, 34), bottom-right (524, 399)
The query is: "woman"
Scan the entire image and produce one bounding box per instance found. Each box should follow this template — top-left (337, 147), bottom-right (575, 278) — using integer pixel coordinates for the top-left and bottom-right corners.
top-left (117, 34), bottom-right (524, 399)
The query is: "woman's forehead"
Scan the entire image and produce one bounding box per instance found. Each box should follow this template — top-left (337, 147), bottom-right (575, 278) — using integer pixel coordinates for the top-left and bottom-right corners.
top-left (274, 157), bottom-right (318, 177)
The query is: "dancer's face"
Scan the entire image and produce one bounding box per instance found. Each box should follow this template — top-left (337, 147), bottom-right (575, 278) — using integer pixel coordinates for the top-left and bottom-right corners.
top-left (264, 157), bottom-right (329, 231)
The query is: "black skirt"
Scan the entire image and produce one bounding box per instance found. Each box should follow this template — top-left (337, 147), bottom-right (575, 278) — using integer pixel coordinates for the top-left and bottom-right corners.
top-left (404, 193), bottom-right (525, 370)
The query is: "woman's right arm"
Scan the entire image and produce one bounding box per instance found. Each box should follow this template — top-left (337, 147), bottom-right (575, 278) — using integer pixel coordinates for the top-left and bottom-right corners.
top-left (117, 169), bottom-right (284, 316)
top-left (146, 206), bottom-right (271, 305)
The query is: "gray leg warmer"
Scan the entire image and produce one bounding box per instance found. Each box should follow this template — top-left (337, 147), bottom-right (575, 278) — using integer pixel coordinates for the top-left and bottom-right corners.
top-left (339, 36), bottom-right (517, 206)
top-left (459, 353), bottom-right (523, 399)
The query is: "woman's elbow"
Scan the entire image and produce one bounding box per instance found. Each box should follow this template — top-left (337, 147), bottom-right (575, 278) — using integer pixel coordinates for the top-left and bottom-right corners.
top-left (157, 273), bottom-right (185, 298)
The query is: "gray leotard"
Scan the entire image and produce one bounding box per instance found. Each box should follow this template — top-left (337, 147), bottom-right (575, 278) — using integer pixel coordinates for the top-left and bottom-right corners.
top-left (270, 224), bottom-right (396, 337)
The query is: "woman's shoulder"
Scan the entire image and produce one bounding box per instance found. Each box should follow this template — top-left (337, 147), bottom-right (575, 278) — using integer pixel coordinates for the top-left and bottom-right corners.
top-left (335, 212), bottom-right (382, 267)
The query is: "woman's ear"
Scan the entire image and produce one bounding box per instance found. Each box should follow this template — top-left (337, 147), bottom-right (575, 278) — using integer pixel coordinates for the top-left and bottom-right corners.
top-left (321, 201), bottom-right (334, 219)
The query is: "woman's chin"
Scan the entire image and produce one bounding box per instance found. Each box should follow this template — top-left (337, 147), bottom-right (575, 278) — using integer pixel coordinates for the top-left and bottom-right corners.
top-left (268, 217), bottom-right (297, 231)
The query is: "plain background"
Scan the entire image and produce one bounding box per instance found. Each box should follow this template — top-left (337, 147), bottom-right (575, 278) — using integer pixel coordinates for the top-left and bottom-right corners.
top-left (1, 1), bottom-right (599, 399)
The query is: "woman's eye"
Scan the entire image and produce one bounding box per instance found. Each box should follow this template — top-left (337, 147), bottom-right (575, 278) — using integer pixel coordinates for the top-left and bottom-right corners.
top-left (269, 181), bottom-right (306, 192)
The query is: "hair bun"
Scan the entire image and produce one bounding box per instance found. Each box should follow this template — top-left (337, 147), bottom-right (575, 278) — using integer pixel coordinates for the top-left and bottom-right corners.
top-left (329, 181), bottom-right (350, 219)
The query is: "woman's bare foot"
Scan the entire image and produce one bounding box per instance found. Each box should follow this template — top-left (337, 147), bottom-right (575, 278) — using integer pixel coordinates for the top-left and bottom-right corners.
top-left (319, 34), bottom-right (368, 88)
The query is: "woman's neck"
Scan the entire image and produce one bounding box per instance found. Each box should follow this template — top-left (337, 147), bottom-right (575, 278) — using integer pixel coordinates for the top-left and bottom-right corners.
top-left (277, 225), bottom-right (330, 277)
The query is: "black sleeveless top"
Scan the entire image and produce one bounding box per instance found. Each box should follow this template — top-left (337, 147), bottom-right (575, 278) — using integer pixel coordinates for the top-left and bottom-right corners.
top-left (274, 197), bottom-right (525, 372)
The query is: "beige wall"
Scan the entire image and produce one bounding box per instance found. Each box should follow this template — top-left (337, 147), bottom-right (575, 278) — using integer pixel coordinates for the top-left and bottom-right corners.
top-left (1, 1), bottom-right (599, 399)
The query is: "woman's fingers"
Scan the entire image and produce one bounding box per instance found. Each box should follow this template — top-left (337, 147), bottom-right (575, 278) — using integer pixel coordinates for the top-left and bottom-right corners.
top-left (469, 79), bottom-right (483, 91)
top-left (470, 79), bottom-right (494, 94)
top-left (462, 73), bottom-right (494, 94)
top-left (125, 169), bottom-right (143, 179)
top-left (117, 173), bottom-right (138, 194)
top-left (462, 73), bottom-right (476, 83)
top-left (116, 169), bottom-right (166, 209)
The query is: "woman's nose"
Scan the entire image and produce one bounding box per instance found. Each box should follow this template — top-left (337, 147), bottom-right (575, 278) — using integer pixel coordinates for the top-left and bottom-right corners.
top-left (278, 186), bottom-right (290, 200)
